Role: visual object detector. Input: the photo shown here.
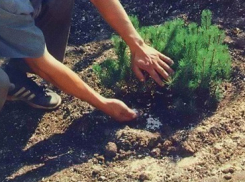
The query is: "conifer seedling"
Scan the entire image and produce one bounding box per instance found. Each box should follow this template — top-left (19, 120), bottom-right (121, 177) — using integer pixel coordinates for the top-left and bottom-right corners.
top-left (93, 10), bottom-right (231, 113)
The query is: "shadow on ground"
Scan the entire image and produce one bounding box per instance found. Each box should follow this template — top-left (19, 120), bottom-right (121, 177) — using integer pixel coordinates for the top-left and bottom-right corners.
top-left (0, 94), bottom-right (210, 182)
top-left (0, 106), bottom-right (119, 181)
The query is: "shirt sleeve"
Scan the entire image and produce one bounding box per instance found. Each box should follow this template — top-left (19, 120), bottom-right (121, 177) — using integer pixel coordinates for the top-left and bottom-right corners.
top-left (0, 0), bottom-right (45, 58)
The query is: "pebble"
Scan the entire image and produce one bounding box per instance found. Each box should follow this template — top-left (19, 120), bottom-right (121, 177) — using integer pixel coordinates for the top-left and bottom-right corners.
top-left (222, 168), bottom-right (230, 174)
top-left (213, 143), bottom-right (223, 152)
top-left (229, 168), bottom-right (235, 173)
top-left (238, 138), bottom-right (245, 147)
top-left (95, 155), bottom-right (105, 164)
top-left (139, 172), bottom-right (152, 181)
top-left (223, 174), bottom-right (232, 180)
top-left (221, 166), bottom-right (235, 174)
top-left (105, 142), bottom-right (117, 158)
top-left (98, 176), bottom-right (106, 181)
top-left (92, 168), bottom-right (101, 176)
top-left (150, 148), bottom-right (161, 157)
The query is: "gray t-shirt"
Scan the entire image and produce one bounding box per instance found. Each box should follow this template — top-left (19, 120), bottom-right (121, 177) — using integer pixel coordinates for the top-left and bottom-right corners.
top-left (0, 0), bottom-right (45, 58)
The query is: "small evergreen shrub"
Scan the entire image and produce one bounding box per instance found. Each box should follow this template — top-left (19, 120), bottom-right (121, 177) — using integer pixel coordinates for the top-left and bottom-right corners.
top-left (93, 15), bottom-right (142, 90)
top-left (93, 10), bottom-right (231, 112)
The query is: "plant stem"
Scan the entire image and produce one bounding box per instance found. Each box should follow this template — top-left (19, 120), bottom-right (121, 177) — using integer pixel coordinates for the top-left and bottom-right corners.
top-left (210, 49), bottom-right (216, 70)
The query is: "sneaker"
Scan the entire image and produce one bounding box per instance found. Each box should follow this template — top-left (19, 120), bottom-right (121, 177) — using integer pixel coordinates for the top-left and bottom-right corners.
top-left (4, 66), bottom-right (62, 110)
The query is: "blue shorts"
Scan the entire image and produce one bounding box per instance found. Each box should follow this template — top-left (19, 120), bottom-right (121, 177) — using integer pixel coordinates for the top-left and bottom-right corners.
top-left (0, 0), bottom-right (45, 58)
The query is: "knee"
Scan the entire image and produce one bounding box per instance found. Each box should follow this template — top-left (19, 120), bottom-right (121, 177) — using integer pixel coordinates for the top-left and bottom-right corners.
top-left (0, 69), bottom-right (11, 93)
top-left (0, 69), bottom-right (10, 111)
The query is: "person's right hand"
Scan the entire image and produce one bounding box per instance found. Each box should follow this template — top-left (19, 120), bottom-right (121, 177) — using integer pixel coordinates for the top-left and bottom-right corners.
top-left (103, 98), bottom-right (137, 122)
top-left (130, 43), bottom-right (174, 86)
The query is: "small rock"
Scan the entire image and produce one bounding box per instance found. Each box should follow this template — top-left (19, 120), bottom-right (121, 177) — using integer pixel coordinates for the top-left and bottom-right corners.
top-left (217, 153), bottom-right (226, 164)
top-left (98, 176), bottom-right (106, 181)
top-left (213, 143), bottom-right (223, 152)
top-left (92, 168), bottom-right (100, 177)
top-left (182, 142), bottom-right (195, 154)
top-left (139, 172), bottom-right (152, 181)
top-left (229, 168), bottom-right (235, 174)
top-left (167, 146), bottom-right (178, 153)
top-left (221, 165), bottom-right (235, 174)
top-left (222, 168), bottom-right (230, 174)
top-left (105, 142), bottom-right (117, 158)
top-left (162, 140), bottom-right (172, 148)
top-left (95, 155), bottom-right (105, 164)
top-left (223, 174), bottom-right (232, 180)
top-left (238, 137), bottom-right (245, 147)
top-left (92, 158), bottom-right (98, 164)
top-left (150, 148), bottom-right (161, 157)
top-left (137, 155), bottom-right (143, 158)
top-left (73, 168), bottom-right (81, 174)
top-left (224, 36), bottom-right (233, 44)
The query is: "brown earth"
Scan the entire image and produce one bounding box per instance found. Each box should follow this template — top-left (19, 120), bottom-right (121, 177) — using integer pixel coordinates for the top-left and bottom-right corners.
top-left (0, 0), bottom-right (245, 182)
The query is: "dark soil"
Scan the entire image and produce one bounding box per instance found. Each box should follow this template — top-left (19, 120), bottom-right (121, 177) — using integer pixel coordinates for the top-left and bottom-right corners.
top-left (0, 0), bottom-right (245, 182)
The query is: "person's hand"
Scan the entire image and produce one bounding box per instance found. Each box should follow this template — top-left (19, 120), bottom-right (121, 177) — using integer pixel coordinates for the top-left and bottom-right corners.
top-left (130, 43), bottom-right (174, 86)
top-left (103, 98), bottom-right (137, 122)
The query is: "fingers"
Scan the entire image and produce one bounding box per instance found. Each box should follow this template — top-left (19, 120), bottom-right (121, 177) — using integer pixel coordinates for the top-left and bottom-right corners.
top-left (154, 54), bottom-right (174, 84)
top-left (150, 61), bottom-right (174, 86)
top-left (132, 65), bottom-right (145, 82)
top-left (128, 108), bottom-right (137, 117)
top-left (131, 47), bottom-right (174, 86)
top-left (149, 69), bottom-right (165, 86)
top-left (133, 64), bottom-right (168, 86)
top-left (157, 59), bottom-right (174, 75)
top-left (159, 52), bottom-right (174, 66)
top-left (108, 99), bottom-right (138, 122)
top-left (134, 58), bottom-right (173, 86)
top-left (121, 108), bottom-right (137, 122)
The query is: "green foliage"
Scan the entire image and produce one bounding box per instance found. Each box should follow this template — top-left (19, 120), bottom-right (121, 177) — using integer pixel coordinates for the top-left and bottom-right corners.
top-left (93, 35), bottom-right (132, 88)
top-left (93, 10), bottom-right (231, 112)
top-left (93, 16), bottom-right (137, 88)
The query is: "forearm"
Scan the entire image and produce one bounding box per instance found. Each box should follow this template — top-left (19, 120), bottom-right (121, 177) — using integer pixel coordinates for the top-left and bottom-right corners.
top-left (25, 50), bottom-right (107, 111)
top-left (90, 0), bottom-right (145, 51)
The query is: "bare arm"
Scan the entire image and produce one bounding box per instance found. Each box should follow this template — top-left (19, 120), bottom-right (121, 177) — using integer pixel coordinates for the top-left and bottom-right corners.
top-left (90, 0), bottom-right (143, 52)
top-left (25, 48), bottom-right (136, 122)
top-left (90, 0), bottom-right (174, 86)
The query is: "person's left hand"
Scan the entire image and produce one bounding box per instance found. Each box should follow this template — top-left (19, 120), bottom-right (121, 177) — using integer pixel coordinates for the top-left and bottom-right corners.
top-left (130, 43), bottom-right (174, 86)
